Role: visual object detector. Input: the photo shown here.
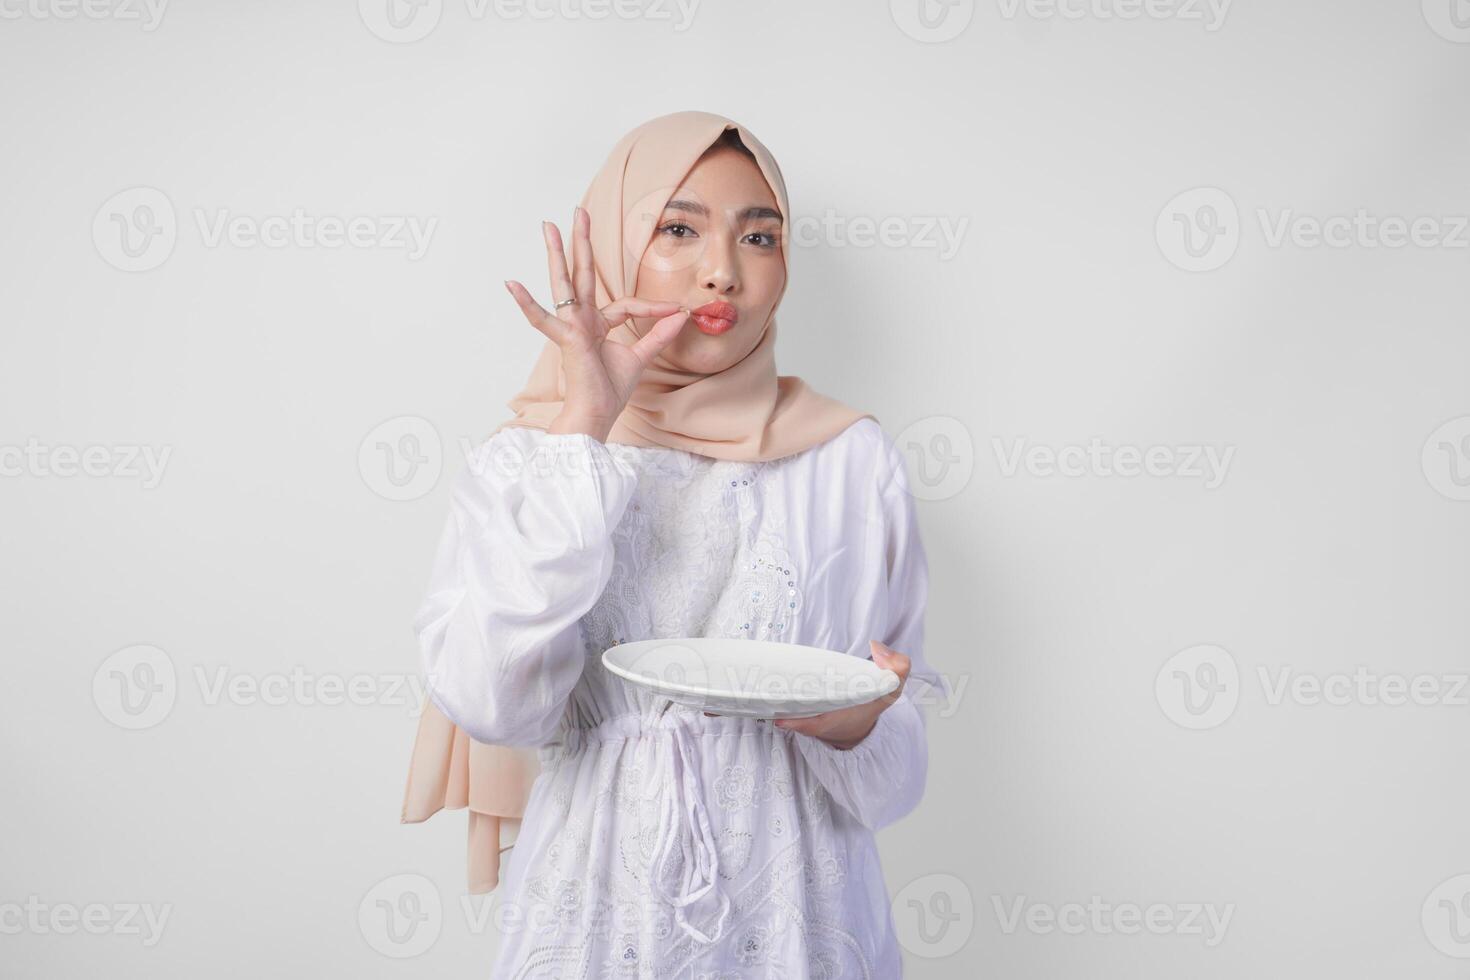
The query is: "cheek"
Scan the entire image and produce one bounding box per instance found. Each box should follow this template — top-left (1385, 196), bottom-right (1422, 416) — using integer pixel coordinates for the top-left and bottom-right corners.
top-left (639, 238), bottom-right (703, 280)
top-left (747, 259), bottom-right (786, 311)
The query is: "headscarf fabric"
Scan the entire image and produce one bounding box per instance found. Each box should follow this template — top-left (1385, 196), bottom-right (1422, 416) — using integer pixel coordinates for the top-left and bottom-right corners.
top-left (495, 109), bottom-right (873, 461)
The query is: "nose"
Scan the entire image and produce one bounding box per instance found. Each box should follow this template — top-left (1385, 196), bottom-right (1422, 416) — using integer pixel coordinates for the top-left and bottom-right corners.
top-left (696, 232), bottom-right (739, 295)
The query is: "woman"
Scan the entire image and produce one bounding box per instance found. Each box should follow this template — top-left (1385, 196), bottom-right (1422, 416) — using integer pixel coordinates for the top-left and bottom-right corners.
top-left (402, 110), bottom-right (942, 977)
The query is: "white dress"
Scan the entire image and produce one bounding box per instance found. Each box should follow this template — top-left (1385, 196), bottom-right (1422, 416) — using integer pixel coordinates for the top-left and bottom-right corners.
top-left (416, 417), bottom-right (940, 979)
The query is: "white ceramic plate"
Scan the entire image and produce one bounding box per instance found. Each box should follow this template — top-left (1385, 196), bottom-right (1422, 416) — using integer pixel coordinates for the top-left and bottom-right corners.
top-left (601, 637), bottom-right (900, 719)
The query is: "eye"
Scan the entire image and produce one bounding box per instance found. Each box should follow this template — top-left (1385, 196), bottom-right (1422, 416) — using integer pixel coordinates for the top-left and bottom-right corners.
top-left (743, 231), bottom-right (779, 249)
top-left (657, 221), bottom-right (697, 239)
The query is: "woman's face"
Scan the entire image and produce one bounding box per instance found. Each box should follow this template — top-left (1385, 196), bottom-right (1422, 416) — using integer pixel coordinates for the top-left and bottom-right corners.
top-left (630, 146), bottom-right (786, 374)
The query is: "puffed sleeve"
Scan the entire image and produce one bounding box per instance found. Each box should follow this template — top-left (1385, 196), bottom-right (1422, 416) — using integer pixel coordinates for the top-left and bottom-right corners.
top-left (789, 426), bottom-right (948, 830)
top-left (415, 426), bottom-right (639, 747)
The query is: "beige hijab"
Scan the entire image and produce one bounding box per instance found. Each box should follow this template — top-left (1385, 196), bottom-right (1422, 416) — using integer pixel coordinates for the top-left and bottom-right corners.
top-left (401, 110), bottom-right (873, 892)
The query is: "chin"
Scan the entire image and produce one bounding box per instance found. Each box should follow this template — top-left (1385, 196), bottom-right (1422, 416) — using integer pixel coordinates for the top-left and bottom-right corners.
top-left (665, 350), bottom-right (733, 375)
top-left (668, 332), bottom-right (755, 374)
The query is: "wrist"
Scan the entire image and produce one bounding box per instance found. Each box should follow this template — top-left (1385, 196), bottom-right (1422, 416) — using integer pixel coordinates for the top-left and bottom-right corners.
top-left (821, 713), bottom-right (881, 751)
top-left (547, 411), bottom-right (615, 442)
top-left (829, 718), bottom-right (878, 751)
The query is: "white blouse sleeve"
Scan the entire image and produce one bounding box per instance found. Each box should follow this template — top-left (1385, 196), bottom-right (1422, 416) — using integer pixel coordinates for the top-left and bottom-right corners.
top-left (415, 427), bottom-right (639, 747)
top-left (789, 427), bottom-right (945, 831)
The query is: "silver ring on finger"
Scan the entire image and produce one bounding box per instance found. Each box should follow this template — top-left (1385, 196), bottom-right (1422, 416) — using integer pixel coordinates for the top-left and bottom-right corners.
top-left (554, 298), bottom-right (577, 309)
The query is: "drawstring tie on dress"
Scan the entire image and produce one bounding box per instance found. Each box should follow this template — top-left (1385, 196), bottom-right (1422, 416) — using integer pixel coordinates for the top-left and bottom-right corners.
top-left (648, 714), bottom-right (730, 945)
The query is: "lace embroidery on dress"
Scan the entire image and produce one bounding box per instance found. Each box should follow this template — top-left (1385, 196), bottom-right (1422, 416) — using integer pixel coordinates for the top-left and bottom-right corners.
top-left (583, 446), bottom-right (805, 651)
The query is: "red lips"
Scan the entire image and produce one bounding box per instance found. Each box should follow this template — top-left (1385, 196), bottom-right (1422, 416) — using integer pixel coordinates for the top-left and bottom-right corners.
top-left (690, 301), bottom-right (738, 336)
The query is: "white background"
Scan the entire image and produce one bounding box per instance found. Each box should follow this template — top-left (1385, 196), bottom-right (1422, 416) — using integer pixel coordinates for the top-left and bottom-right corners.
top-left (2, 0), bottom-right (1468, 976)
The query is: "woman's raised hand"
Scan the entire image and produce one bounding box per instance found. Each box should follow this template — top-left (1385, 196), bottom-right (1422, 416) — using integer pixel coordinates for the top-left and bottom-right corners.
top-left (504, 207), bottom-right (689, 441)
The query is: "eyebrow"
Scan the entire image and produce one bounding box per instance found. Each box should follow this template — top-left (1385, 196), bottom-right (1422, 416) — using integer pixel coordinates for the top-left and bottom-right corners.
top-left (663, 198), bottom-right (784, 223)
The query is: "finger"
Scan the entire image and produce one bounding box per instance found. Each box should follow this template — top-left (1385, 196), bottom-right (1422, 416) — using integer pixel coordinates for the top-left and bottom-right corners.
top-left (871, 640), bottom-right (912, 682)
top-left (542, 221), bottom-right (575, 307)
top-left (504, 280), bottom-right (563, 341)
top-left (870, 640), bottom-right (910, 706)
top-left (627, 310), bottom-right (690, 366)
top-left (600, 297), bottom-right (685, 324)
top-left (773, 714), bottom-right (824, 734)
top-left (571, 206), bottom-right (595, 303)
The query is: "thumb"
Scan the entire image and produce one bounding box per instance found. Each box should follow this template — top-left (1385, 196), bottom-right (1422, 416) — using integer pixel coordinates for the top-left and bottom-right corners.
top-left (627, 310), bottom-right (689, 367)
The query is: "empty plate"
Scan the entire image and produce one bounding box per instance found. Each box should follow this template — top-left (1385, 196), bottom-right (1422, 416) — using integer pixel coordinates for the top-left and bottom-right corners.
top-left (601, 637), bottom-right (900, 719)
